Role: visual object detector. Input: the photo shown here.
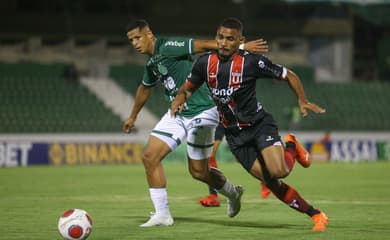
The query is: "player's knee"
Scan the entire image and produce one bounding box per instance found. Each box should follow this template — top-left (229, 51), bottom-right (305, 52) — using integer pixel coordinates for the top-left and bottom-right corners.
top-left (141, 152), bottom-right (157, 169)
top-left (278, 168), bottom-right (290, 178)
top-left (188, 157), bottom-right (210, 182)
top-left (189, 168), bottom-right (207, 182)
top-left (269, 165), bottom-right (290, 179)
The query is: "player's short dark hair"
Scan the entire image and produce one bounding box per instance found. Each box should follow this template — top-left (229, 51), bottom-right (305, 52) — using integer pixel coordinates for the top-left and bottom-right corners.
top-left (218, 17), bottom-right (243, 34)
top-left (126, 19), bottom-right (149, 33)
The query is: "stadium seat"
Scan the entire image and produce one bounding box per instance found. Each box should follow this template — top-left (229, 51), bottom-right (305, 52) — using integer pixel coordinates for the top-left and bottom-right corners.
top-left (0, 62), bottom-right (123, 133)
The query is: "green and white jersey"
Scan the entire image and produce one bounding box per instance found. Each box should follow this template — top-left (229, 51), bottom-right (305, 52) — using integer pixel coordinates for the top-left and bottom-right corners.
top-left (141, 37), bottom-right (214, 117)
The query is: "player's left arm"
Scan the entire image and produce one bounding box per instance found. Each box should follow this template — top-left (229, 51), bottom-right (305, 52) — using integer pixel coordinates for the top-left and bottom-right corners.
top-left (284, 69), bottom-right (326, 117)
top-left (193, 39), bottom-right (268, 54)
top-left (170, 57), bottom-right (204, 117)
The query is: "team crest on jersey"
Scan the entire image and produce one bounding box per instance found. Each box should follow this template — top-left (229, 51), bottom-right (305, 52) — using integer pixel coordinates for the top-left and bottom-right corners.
top-left (231, 72), bottom-right (241, 85)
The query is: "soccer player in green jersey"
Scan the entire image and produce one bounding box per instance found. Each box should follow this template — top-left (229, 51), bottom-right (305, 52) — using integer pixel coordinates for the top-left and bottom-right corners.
top-left (122, 19), bottom-right (267, 227)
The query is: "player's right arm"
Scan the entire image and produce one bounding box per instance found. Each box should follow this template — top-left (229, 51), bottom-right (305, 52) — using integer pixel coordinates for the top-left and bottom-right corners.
top-left (193, 39), bottom-right (268, 54)
top-left (123, 84), bottom-right (152, 133)
top-left (161, 37), bottom-right (268, 57)
top-left (193, 40), bottom-right (219, 53)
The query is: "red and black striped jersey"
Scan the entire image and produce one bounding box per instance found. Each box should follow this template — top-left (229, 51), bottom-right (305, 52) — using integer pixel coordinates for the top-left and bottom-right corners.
top-left (187, 50), bottom-right (287, 129)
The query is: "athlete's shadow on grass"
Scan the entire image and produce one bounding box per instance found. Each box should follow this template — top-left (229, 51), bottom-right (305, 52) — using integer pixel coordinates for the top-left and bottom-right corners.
top-left (130, 215), bottom-right (300, 229)
top-left (175, 216), bottom-right (300, 229)
top-left (175, 217), bottom-right (302, 228)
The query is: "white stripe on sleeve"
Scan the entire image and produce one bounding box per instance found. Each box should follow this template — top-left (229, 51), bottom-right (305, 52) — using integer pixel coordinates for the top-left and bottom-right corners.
top-left (189, 39), bottom-right (193, 54)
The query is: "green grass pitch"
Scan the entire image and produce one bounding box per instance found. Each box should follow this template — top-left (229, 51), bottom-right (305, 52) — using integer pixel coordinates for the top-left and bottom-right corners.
top-left (1, 161), bottom-right (390, 240)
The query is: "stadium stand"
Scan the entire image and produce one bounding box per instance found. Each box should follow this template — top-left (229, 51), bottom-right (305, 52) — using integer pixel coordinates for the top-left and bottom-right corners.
top-left (110, 63), bottom-right (390, 131)
top-left (1, 62), bottom-right (389, 133)
top-left (0, 62), bottom-right (123, 133)
top-left (256, 79), bottom-right (390, 131)
top-left (109, 63), bottom-right (167, 117)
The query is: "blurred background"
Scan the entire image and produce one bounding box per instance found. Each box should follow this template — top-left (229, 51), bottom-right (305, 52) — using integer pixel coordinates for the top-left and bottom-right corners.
top-left (0, 0), bottom-right (389, 166)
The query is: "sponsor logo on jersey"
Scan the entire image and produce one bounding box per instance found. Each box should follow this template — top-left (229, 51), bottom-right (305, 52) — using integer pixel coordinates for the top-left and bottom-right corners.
top-left (258, 60), bottom-right (265, 69)
top-left (211, 87), bottom-right (234, 97)
top-left (164, 41), bottom-right (185, 47)
top-left (211, 87), bottom-right (235, 104)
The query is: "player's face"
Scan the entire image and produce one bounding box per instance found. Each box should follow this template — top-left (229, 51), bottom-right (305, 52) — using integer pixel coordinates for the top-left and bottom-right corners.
top-left (127, 27), bottom-right (153, 55)
top-left (216, 26), bottom-right (242, 59)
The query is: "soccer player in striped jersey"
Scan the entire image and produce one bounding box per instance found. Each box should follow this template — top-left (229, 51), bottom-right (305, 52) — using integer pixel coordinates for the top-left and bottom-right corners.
top-left (171, 17), bottom-right (328, 232)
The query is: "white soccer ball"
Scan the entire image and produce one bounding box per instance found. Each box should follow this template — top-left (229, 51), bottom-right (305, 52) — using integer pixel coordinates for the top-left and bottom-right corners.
top-left (58, 209), bottom-right (93, 240)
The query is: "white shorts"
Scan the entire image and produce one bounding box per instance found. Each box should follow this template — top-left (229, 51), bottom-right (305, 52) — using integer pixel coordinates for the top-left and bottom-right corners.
top-left (150, 107), bottom-right (219, 160)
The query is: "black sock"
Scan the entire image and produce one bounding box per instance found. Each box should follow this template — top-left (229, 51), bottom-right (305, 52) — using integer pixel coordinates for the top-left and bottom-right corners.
top-left (209, 186), bottom-right (218, 195)
top-left (285, 141), bottom-right (296, 150)
top-left (305, 206), bottom-right (320, 217)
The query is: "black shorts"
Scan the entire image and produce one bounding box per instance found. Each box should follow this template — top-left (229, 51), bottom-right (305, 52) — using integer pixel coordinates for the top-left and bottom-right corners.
top-left (225, 111), bottom-right (281, 172)
top-left (214, 123), bottom-right (225, 141)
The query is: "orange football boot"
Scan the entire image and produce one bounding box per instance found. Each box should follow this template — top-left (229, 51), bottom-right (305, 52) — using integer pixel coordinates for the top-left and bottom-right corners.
top-left (312, 211), bottom-right (328, 232)
top-left (260, 182), bottom-right (271, 199)
top-left (199, 194), bottom-right (220, 207)
top-left (285, 134), bottom-right (311, 168)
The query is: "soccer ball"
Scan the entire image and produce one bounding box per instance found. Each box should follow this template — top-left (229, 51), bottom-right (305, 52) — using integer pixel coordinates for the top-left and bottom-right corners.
top-left (58, 209), bottom-right (93, 240)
